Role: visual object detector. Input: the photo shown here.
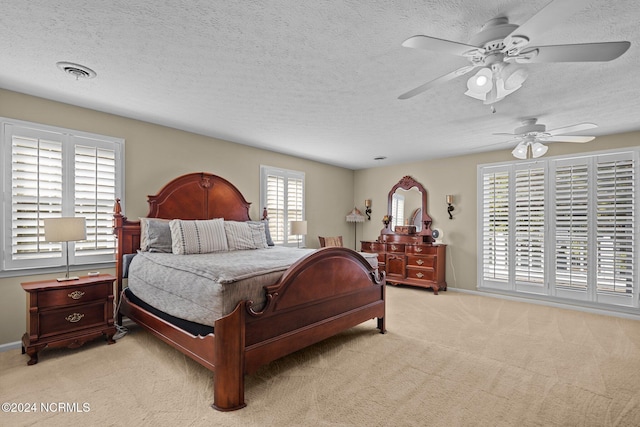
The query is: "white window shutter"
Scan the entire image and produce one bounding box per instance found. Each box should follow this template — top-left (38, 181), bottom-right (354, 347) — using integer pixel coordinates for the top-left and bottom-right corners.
top-left (261, 166), bottom-right (305, 246)
top-left (481, 167), bottom-right (510, 283)
top-left (595, 153), bottom-right (635, 298)
top-left (2, 119), bottom-right (123, 273)
top-left (554, 160), bottom-right (590, 291)
top-left (74, 143), bottom-right (117, 261)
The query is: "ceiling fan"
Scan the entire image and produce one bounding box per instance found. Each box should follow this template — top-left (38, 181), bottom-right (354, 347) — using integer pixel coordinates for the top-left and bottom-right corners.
top-left (494, 118), bottom-right (597, 159)
top-left (398, 0), bottom-right (631, 104)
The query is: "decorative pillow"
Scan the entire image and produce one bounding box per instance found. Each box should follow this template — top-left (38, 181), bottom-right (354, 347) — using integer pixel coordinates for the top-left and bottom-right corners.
top-left (248, 220), bottom-right (274, 246)
top-left (169, 218), bottom-right (228, 255)
top-left (140, 218), bottom-right (172, 252)
top-left (224, 221), bottom-right (269, 250)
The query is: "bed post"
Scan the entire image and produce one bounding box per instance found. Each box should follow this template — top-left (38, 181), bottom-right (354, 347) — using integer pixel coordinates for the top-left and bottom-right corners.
top-left (212, 302), bottom-right (247, 411)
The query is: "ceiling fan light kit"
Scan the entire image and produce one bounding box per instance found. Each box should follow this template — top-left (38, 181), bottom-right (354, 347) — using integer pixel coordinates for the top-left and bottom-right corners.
top-left (501, 118), bottom-right (596, 160)
top-left (398, 0), bottom-right (631, 104)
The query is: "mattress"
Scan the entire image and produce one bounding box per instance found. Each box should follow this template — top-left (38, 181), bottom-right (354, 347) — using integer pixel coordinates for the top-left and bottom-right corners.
top-left (127, 247), bottom-right (379, 327)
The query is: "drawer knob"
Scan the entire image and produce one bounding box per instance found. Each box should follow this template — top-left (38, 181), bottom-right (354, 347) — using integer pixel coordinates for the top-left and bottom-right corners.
top-left (65, 313), bottom-right (85, 323)
top-left (68, 291), bottom-right (85, 300)
top-left (416, 259), bottom-right (424, 265)
top-left (369, 243), bottom-right (374, 250)
top-left (415, 247), bottom-right (423, 253)
top-left (391, 245), bottom-right (398, 251)
top-left (415, 272), bottom-right (424, 278)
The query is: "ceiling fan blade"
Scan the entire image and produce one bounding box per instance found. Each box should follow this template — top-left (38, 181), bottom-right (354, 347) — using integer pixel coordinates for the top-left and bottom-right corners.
top-left (398, 65), bottom-right (476, 100)
top-left (516, 41), bottom-right (630, 63)
top-left (547, 122), bottom-right (597, 135)
top-left (503, 0), bottom-right (589, 52)
top-left (545, 135), bottom-right (595, 143)
top-left (492, 132), bottom-right (518, 137)
top-left (402, 35), bottom-right (480, 56)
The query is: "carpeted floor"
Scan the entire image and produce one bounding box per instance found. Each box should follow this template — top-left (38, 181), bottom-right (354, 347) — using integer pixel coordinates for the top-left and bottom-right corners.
top-left (1, 285), bottom-right (640, 426)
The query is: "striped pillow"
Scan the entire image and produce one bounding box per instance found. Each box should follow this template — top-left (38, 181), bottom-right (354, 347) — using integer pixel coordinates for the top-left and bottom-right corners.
top-left (169, 218), bottom-right (228, 254)
top-left (224, 221), bottom-right (268, 250)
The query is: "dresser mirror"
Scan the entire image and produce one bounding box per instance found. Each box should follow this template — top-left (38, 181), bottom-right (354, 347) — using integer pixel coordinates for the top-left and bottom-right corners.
top-left (384, 176), bottom-right (432, 238)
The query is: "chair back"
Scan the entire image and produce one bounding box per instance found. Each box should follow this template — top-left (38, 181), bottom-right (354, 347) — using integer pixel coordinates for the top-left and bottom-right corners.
top-left (319, 236), bottom-right (343, 247)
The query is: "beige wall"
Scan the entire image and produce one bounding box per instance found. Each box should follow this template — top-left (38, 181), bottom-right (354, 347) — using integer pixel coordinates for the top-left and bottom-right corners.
top-left (354, 131), bottom-right (639, 292)
top-left (0, 89), bottom-right (355, 345)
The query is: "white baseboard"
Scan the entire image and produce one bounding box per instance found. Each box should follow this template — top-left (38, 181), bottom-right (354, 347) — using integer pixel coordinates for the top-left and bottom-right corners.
top-left (449, 287), bottom-right (640, 321)
top-left (0, 341), bottom-right (22, 352)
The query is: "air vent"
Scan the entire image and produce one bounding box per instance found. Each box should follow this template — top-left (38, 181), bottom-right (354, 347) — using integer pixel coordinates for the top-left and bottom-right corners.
top-left (56, 62), bottom-right (96, 80)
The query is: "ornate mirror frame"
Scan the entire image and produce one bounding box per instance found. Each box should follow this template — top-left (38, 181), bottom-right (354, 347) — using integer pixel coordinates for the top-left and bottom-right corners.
top-left (383, 175), bottom-right (433, 240)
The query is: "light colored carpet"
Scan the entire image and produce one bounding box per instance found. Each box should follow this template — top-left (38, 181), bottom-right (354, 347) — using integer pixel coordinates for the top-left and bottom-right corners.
top-left (1, 286), bottom-right (640, 426)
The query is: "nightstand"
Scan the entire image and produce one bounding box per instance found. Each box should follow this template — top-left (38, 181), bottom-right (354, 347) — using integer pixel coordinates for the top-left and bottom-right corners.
top-left (21, 274), bottom-right (116, 365)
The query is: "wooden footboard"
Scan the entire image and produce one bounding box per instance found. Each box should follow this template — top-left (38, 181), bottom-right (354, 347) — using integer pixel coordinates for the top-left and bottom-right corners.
top-left (113, 173), bottom-right (386, 411)
top-left (120, 247), bottom-right (385, 411)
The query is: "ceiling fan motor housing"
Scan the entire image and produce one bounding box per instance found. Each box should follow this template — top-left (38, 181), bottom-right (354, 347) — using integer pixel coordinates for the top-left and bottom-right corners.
top-left (515, 119), bottom-right (546, 135)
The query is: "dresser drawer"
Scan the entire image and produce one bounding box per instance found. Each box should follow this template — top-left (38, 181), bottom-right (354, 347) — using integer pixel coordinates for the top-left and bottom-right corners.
top-left (407, 255), bottom-right (435, 268)
top-left (406, 268), bottom-right (434, 281)
top-left (38, 301), bottom-right (108, 338)
top-left (39, 282), bottom-right (111, 308)
top-left (386, 243), bottom-right (405, 253)
top-left (406, 244), bottom-right (437, 255)
top-left (361, 241), bottom-right (385, 253)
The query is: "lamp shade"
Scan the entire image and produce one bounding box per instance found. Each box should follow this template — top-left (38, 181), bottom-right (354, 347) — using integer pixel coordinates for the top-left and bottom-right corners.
top-left (346, 207), bottom-right (365, 223)
top-left (531, 142), bottom-right (548, 158)
top-left (290, 220), bottom-right (307, 236)
top-left (44, 217), bottom-right (86, 242)
top-left (512, 142), bottom-right (528, 160)
top-left (465, 67), bottom-right (493, 96)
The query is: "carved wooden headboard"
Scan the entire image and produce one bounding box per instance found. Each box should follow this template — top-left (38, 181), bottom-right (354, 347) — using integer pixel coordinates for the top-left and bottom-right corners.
top-left (113, 172), bottom-right (254, 292)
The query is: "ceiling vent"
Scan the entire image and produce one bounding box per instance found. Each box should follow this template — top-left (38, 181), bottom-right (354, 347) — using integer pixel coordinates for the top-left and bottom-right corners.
top-left (56, 61), bottom-right (96, 80)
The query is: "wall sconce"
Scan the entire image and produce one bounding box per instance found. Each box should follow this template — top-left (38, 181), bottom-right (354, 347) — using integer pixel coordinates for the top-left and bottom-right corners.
top-left (446, 195), bottom-right (455, 220)
top-left (364, 199), bottom-right (372, 220)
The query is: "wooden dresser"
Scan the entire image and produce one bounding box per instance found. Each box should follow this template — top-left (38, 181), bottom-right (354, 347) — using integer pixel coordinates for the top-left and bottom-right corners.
top-left (361, 234), bottom-right (447, 294)
top-left (21, 274), bottom-right (117, 365)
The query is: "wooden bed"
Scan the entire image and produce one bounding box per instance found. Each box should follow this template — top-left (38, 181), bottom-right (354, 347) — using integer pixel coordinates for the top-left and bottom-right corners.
top-left (113, 172), bottom-right (386, 411)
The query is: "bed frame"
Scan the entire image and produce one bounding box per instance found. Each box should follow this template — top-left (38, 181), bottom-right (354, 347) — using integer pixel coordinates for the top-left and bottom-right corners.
top-left (113, 172), bottom-right (386, 411)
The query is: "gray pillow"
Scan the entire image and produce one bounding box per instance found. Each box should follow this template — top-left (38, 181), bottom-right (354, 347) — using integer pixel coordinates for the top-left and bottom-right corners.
top-left (249, 220), bottom-right (274, 246)
top-left (145, 218), bottom-right (172, 253)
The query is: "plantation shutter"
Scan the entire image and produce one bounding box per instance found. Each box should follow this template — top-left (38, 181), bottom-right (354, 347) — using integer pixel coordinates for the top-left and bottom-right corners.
top-left (3, 119), bottom-right (123, 273)
top-left (595, 153), bottom-right (635, 297)
top-left (514, 165), bottom-right (545, 285)
top-left (10, 128), bottom-right (64, 267)
top-left (554, 160), bottom-right (590, 291)
top-left (265, 174), bottom-right (285, 244)
top-left (261, 166), bottom-right (305, 246)
top-left (74, 142), bottom-right (117, 260)
top-left (481, 167), bottom-right (510, 283)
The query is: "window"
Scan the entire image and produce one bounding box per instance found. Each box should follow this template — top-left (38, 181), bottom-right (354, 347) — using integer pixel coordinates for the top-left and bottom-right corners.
top-left (478, 148), bottom-right (638, 310)
top-left (1, 118), bottom-right (124, 275)
top-left (260, 165), bottom-right (305, 246)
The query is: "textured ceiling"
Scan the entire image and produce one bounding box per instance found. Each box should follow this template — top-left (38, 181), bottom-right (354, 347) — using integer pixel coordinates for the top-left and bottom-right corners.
top-left (0, 0), bottom-right (638, 170)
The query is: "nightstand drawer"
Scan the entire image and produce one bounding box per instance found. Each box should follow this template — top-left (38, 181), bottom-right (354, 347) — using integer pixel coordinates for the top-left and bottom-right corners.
top-left (39, 301), bottom-right (108, 338)
top-left (39, 282), bottom-right (111, 308)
